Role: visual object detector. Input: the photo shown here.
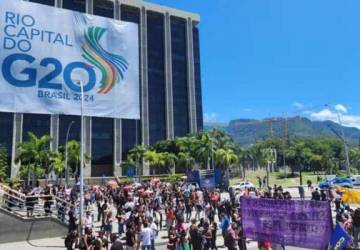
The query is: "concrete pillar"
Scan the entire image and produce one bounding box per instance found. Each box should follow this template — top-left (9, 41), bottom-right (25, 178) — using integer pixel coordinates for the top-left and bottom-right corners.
top-left (113, 1), bottom-right (122, 177)
top-left (186, 18), bottom-right (197, 133)
top-left (83, 117), bottom-right (92, 177)
top-left (86, 0), bottom-right (93, 14)
top-left (140, 6), bottom-right (150, 175)
top-left (50, 115), bottom-right (59, 152)
top-left (113, 119), bottom-right (122, 177)
top-left (164, 13), bottom-right (174, 140)
top-left (11, 114), bottom-right (23, 178)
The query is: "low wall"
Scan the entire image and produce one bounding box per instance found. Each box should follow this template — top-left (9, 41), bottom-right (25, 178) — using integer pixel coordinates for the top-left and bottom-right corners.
top-left (0, 208), bottom-right (68, 243)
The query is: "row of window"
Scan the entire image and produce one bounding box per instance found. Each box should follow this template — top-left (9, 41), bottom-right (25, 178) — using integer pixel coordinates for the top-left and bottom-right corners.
top-left (0, 0), bottom-right (203, 177)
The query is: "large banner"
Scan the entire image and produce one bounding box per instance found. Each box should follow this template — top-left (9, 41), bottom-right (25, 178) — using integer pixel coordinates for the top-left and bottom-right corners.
top-left (0, 0), bottom-right (139, 119)
top-left (241, 197), bottom-right (332, 249)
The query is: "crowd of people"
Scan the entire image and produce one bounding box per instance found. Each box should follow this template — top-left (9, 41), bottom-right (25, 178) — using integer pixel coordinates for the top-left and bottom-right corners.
top-left (4, 177), bottom-right (360, 250)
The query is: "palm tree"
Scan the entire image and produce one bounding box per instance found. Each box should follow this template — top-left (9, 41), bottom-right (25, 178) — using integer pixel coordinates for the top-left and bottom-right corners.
top-left (216, 148), bottom-right (238, 170)
top-left (16, 132), bottom-right (52, 186)
top-left (162, 152), bottom-right (177, 174)
top-left (177, 152), bottom-right (195, 174)
top-left (144, 150), bottom-right (165, 175)
top-left (128, 144), bottom-right (148, 175)
top-left (49, 152), bottom-right (65, 184)
top-left (194, 132), bottom-right (217, 169)
top-left (66, 140), bottom-right (80, 178)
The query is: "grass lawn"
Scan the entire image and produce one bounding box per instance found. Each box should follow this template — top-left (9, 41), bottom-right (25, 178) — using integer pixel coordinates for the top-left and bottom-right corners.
top-left (230, 170), bottom-right (323, 187)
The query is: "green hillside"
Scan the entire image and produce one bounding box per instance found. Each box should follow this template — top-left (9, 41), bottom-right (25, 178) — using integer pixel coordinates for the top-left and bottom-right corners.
top-left (205, 117), bottom-right (360, 147)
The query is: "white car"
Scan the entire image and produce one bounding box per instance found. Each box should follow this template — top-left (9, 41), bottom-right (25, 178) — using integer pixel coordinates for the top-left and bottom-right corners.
top-left (232, 181), bottom-right (255, 190)
top-left (351, 176), bottom-right (360, 186)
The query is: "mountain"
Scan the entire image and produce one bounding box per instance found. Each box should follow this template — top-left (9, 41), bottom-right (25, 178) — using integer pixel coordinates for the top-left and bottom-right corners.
top-left (205, 117), bottom-right (360, 147)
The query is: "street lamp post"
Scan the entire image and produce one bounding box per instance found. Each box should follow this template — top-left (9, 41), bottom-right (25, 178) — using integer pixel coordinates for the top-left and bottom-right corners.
top-left (65, 121), bottom-right (75, 189)
top-left (325, 104), bottom-right (351, 177)
top-left (79, 81), bottom-right (85, 237)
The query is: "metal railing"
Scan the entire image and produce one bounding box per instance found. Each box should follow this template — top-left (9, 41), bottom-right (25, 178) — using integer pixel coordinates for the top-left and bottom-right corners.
top-left (0, 183), bottom-right (76, 224)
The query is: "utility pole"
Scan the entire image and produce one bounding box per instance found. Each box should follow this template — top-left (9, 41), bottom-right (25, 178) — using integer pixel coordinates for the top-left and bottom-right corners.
top-left (282, 117), bottom-right (288, 175)
top-left (79, 81), bottom-right (84, 238)
top-left (268, 118), bottom-right (273, 138)
top-left (65, 121), bottom-right (75, 189)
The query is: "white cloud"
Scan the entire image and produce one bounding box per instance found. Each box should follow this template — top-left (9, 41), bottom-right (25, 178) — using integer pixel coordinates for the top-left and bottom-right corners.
top-left (293, 101), bottom-right (304, 109)
top-left (204, 112), bottom-right (218, 122)
top-left (242, 108), bottom-right (252, 112)
top-left (335, 104), bottom-right (348, 113)
top-left (310, 108), bottom-right (360, 129)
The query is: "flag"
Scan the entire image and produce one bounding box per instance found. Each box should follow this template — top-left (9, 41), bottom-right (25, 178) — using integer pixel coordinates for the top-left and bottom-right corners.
top-left (328, 223), bottom-right (350, 250)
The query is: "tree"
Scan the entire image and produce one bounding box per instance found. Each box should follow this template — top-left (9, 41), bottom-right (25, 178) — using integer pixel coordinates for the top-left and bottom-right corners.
top-left (215, 148), bottom-right (238, 170)
top-left (50, 152), bottom-right (65, 184)
top-left (144, 150), bottom-right (165, 174)
top-left (0, 145), bottom-right (8, 181)
top-left (128, 144), bottom-right (148, 175)
top-left (177, 152), bottom-right (196, 174)
top-left (66, 140), bottom-right (80, 178)
top-left (162, 152), bottom-right (177, 174)
top-left (350, 148), bottom-right (360, 173)
top-left (16, 132), bottom-right (52, 186)
top-left (194, 132), bottom-right (217, 169)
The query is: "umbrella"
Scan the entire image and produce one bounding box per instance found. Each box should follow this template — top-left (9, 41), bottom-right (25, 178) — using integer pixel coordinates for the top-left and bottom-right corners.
top-left (107, 180), bottom-right (118, 188)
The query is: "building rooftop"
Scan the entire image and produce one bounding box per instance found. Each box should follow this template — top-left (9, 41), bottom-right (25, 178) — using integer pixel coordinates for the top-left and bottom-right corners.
top-left (114, 0), bottom-right (200, 21)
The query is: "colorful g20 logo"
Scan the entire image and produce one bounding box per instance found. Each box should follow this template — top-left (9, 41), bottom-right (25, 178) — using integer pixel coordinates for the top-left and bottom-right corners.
top-left (2, 53), bottom-right (96, 92)
top-left (1, 26), bottom-right (128, 94)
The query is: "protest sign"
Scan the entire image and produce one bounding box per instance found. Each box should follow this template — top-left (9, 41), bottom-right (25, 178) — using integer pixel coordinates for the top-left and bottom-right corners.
top-left (241, 197), bottom-right (332, 249)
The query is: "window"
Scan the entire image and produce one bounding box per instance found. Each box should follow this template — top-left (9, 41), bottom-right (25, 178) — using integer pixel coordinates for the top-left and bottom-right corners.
top-left (121, 6), bottom-right (142, 162)
top-left (58, 115), bottom-right (81, 147)
top-left (29, 0), bottom-right (55, 6)
top-left (171, 17), bottom-right (189, 137)
top-left (193, 26), bottom-right (203, 131)
top-left (147, 11), bottom-right (166, 145)
top-left (0, 112), bottom-right (13, 177)
top-left (62, 0), bottom-right (85, 12)
top-left (92, 117), bottom-right (113, 177)
top-left (94, 0), bottom-right (114, 18)
top-left (22, 114), bottom-right (50, 141)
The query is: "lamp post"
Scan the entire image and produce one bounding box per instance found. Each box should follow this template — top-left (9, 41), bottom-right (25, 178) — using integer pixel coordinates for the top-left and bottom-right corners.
top-left (325, 104), bottom-right (351, 177)
top-left (65, 121), bottom-right (75, 189)
top-left (79, 80), bottom-right (84, 237)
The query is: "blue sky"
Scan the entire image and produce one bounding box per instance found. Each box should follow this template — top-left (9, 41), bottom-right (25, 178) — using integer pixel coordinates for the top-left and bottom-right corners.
top-left (149, 0), bottom-right (360, 128)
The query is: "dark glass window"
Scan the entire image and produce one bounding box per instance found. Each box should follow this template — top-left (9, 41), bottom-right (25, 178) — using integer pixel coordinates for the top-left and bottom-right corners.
top-left (94, 0), bottom-right (114, 18)
top-left (23, 114), bottom-right (50, 141)
top-left (147, 11), bottom-right (166, 145)
top-left (193, 26), bottom-right (203, 131)
top-left (121, 6), bottom-right (141, 162)
top-left (29, 0), bottom-right (55, 6)
top-left (92, 117), bottom-right (113, 177)
top-left (62, 0), bottom-right (85, 12)
top-left (121, 119), bottom-right (140, 160)
top-left (121, 5), bottom-right (140, 23)
top-left (171, 17), bottom-right (189, 137)
top-left (58, 115), bottom-right (81, 147)
top-left (0, 112), bottom-right (14, 177)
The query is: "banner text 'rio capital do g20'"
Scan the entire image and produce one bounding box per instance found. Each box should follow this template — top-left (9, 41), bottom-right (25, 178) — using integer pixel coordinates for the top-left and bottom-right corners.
top-left (0, 0), bottom-right (139, 119)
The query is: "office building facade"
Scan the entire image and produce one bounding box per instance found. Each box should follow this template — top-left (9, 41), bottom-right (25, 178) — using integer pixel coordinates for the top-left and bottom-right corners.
top-left (0, 0), bottom-right (203, 177)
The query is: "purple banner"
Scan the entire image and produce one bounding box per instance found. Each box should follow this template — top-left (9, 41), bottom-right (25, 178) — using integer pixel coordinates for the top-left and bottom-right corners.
top-left (241, 197), bottom-right (332, 249)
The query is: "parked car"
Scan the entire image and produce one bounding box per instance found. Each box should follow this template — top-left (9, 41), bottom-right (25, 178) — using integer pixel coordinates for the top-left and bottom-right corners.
top-left (351, 176), bottom-right (360, 186)
top-left (231, 181), bottom-right (255, 190)
top-left (319, 177), bottom-right (353, 189)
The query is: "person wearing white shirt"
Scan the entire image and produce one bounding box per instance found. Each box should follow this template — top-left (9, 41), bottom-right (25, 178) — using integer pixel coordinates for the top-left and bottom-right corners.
top-left (149, 218), bottom-right (158, 250)
top-left (140, 222), bottom-right (152, 250)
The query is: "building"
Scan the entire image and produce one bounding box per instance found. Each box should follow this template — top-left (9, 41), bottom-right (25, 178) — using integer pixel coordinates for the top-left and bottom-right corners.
top-left (0, 0), bottom-right (203, 178)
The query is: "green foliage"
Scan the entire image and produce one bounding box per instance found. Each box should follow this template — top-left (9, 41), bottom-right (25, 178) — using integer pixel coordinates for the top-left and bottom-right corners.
top-left (0, 145), bottom-right (8, 180)
top-left (16, 132), bottom-right (52, 184)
